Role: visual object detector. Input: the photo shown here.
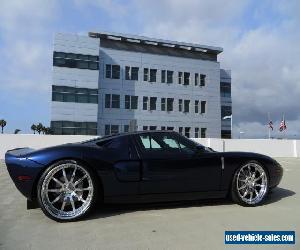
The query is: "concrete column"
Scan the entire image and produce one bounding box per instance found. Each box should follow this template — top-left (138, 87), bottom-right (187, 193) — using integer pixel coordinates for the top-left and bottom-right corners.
top-left (293, 140), bottom-right (298, 157)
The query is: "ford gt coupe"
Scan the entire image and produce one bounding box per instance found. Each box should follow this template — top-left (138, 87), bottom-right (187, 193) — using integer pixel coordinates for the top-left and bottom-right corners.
top-left (5, 131), bottom-right (283, 222)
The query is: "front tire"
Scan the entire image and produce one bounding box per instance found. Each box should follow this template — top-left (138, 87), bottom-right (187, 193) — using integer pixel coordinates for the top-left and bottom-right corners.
top-left (231, 161), bottom-right (269, 206)
top-left (37, 160), bottom-right (98, 222)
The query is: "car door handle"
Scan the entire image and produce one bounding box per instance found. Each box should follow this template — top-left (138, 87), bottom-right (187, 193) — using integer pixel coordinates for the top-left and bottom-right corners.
top-left (221, 157), bottom-right (224, 170)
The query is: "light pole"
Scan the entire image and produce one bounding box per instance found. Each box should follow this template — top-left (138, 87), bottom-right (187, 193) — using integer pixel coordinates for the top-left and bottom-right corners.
top-left (223, 114), bottom-right (232, 138)
top-left (239, 131), bottom-right (245, 139)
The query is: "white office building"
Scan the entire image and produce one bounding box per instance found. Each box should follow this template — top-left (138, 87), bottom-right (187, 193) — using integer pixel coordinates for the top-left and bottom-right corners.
top-left (51, 32), bottom-right (231, 138)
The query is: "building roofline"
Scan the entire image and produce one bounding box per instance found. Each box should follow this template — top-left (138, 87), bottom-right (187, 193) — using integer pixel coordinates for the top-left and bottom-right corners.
top-left (88, 31), bottom-right (223, 55)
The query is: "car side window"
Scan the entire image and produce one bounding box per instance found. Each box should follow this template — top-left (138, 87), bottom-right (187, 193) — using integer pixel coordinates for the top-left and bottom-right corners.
top-left (138, 133), bottom-right (183, 153)
top-left (139, 135), bottom-right (162, 150)
top-left (162, 137), bottom-right (180, 149)
top-left (175, 134), bottom-right (196, 154)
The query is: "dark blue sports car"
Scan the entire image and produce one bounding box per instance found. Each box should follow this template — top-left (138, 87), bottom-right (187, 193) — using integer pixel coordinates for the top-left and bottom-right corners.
top-left (5, 131), bottom-right (283, 222)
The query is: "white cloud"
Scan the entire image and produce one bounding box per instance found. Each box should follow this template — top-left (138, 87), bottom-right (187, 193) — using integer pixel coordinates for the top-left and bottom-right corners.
top-left (0, 0), bottom-right (299, 137)
top-left (0, 0), bottom-right (57, 33)
top-left (129, 0), bottom-right (300, 138)
top-left (0, 0), bottom-right (58, 92)
top-left (73, 0), bottom-right (129, 17)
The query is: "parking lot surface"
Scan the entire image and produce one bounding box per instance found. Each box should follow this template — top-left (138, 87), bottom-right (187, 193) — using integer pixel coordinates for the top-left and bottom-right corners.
top-left (0, 158), bottom-right (299, 250)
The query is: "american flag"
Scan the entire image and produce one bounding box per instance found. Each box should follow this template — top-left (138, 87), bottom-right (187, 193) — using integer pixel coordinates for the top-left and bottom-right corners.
top-left (279, 118), bottom-right (287, 131)
top-left (268, 120), bottom-right (273, 130)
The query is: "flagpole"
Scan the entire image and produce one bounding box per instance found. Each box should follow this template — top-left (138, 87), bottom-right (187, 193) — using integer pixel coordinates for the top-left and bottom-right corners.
top-left (283, 113), bottom-right (286, 140)
top-left (268, 112), bottom-right (271, 139)
top-left (231, 115), bottom-right (233, 139)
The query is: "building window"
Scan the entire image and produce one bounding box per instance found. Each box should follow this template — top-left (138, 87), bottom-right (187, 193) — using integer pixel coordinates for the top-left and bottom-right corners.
top-left (161, 126), bottom-right (166, 130)
top-left (184, 72), bottom-right (190, 85)
top-left (144, 68), bottom-right (149, 81)
top-left (200, 74), bottom-right (206, 86)
top-left (106, 64), bottom-right (120, 79)
top-left (124, 125), bottom-right (129, 133)
top-left (131, 67), bottom-right (139, 80)
top-left (51, 121), bottom-right (97, 135)
top-left (185, 127), bottom-right (191, 138)
top-left (167, 127), bottom-right (174, 131)
top-left (112, 95), bottom-right (120, 108)
top-left (105, 94), bottom-right (120, 108)
top-left (167, 98), bottom-right (174, 111)
top-left (184, 100), bottom-right (190, 113)
top-left (106, 64), bottom-right (111, 78)
top-left (195, 73), bottom-right (199, 86)
top-left (105, 94), bottom-right (111, 108)
top-left (132, 96), bottom-right (138, 109)
top-left (201, 128), bottom-right (207, 138)
top-left (161, 70), bottom-right (166, 83)
top-left (125, 95), bottom-right (138, 110)
top-left (179, 127), bottom-right (183, 135)
top-left (105, 124), bottom-right (119, 135)
top-left (150, 97), bottom-right (157, 110)
top-left (143, 96), bottom-right (148, 110)
top-left (195, 100), bottom-right (199, 113)
top-left (221, 130), bottom-right (231, 139)
top-left (53, 52), bottom-right (99, 70)
top-left (150, 69), bottom-right (157, 82)
top-left (167, 70), bottom-right (173, 84)
top-left (125, 66), bottom-right (139, 80)
top-left (143, 126), bottom-right (148, 131)
top-left (179, 99), bottom-right (183, 112)
top-left (161, 98), bottom-right (166, 111)
top-left (150, 126), bottom-right (157, 131)
top-left (178, 72), bottom-right (183, 84)
top-left (221, 105), bottom-right (232, 118)
top-left (143, 96), bottom-right (149, 110)
top-left (112, 65), bottom-right (120, 79)
top-left (52, 86), bottom-right (98, 104)
top-left (201, 101), bottom-right (206, 114)
top-left (105, 125), bottom-right (110, 135)
top-left (195, 127), bottom-right (199, 138)
top-left (220, 82), bottom-right (231, 98)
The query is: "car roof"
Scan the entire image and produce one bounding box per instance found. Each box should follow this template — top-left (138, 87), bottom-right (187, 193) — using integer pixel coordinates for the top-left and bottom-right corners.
top-left (106, 130), bottom-right (177, 139)
top-left (81, 130), bottom-right (177, 144)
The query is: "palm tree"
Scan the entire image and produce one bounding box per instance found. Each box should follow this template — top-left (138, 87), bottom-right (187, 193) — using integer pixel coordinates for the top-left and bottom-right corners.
top-left (0, 119), bottom-right (7, 134)
top-left (41, 126), bottom-right (47, 134)
top-left (31, 124), bottom-right (37, 134)
top-left (14, 129), bottom-right (21, 134)
top-left (44, 127), bottom-right (52, 135)
top-left (36, 123), bottom-right (44, 134)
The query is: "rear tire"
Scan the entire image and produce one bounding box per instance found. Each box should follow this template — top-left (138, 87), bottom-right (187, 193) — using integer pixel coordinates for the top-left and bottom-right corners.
top-left (231, 161), bottom-right (269, 206)
top-left (37, 160), bottom-right (98, 222)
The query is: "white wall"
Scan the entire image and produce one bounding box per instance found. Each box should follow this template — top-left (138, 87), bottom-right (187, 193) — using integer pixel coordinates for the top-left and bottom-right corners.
top-left (0, 135), bottom-right (299, 159)
top-left (192, 138), bottom-right (298, 157)
top-left (0, 135), bottom-right (96, 159)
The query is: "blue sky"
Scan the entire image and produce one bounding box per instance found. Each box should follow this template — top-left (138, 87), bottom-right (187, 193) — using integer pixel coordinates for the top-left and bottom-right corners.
top-left (0, 0), bottom-right (299, 138)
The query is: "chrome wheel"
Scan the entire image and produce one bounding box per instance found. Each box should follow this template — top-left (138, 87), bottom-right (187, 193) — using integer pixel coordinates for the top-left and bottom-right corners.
top-left (236, 162), bottom-right (268, 205)
top-left (40, 162), bottom-right (94, 220)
